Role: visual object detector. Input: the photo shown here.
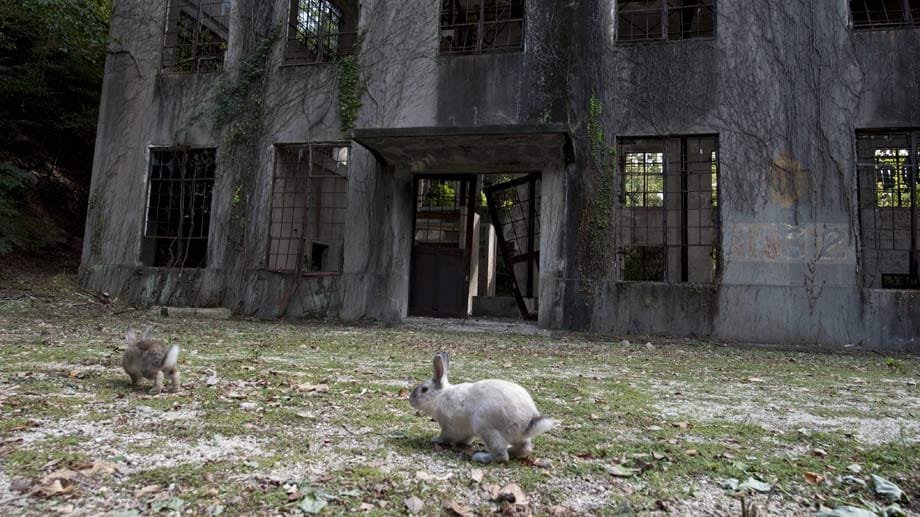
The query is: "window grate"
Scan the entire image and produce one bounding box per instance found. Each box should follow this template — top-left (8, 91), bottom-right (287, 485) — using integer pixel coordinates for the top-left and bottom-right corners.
top-left (284, 0), bottom-right (358, 65)
top-left (851, 0), bottom-right (920, 30)
top-left (440, 0), bottom-right (525, 55)
top-left (856, 131), bottom-right (920, 288)
top-left (268, 144), bottom-right (349, 274)
top-left (616, 136), bottom-right (720, 283)
top-left (617, 0), bottom-right (715, 44)
top-left (162, 0), bottom-right (229, 73)
top-left (142, 148), bottom-right (216, 268)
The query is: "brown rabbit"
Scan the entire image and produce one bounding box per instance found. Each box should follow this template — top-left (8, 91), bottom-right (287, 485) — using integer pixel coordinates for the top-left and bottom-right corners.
top-left (122, 327), bottom-right (180, 394)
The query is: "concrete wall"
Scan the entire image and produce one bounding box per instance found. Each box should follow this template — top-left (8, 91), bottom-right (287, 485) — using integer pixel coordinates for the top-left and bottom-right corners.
top-left (82, 0), bottom-right (920, 351)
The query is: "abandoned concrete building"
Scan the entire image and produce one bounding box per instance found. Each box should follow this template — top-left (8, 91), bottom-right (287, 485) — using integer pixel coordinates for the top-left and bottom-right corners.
top-left (81, 0), bottom-right (920, 351)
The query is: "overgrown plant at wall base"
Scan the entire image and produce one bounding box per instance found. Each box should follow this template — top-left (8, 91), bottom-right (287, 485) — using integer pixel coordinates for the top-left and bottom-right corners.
top-left (337, 36), bottom-right (365, 134)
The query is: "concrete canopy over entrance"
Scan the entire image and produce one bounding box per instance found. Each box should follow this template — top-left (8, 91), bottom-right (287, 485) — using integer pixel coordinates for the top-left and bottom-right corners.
top-left (347, 124), bottom-right (572, 326)
top-left (352, 124), bottom-right (573, 173)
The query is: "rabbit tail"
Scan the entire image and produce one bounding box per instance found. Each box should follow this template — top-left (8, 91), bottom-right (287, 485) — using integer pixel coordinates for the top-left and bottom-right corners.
top-left (162, 345), bottom-right (180, 370)
top-left (523, 416), bottom-right (555, 439)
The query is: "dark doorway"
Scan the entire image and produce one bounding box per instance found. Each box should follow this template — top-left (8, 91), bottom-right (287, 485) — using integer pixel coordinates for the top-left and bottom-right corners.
top-left (409, 175), bottom-right (478, 317)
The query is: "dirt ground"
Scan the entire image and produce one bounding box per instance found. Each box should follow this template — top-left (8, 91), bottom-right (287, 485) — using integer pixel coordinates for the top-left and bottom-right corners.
top-left (0, 268), bottom-right (918, 516)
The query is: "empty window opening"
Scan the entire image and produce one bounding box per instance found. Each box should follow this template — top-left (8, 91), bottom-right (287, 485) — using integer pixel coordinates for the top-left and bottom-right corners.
top-left (616, 136), bottom-right (720, 283)
top-left (163, 0), bottom-right (230, 73)
top-left (285, 0), bottom-right (359, 65)
top-left (440, 0), bottom-right (525, 55)
top-left (617, 0), bottom-right (715, 44)
top-left (857, 131), bottom-right (920, 288)
top-left (268, 144), bottom-right (349, 274)
top-left (142, 148), bottom-right (216, 268)
top-left (851, 0), bottom-right (920, 29)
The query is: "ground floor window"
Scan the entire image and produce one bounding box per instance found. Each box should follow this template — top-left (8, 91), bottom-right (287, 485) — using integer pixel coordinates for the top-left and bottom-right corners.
top-left (142, 148), bottom-right (216, 268)
top-left (616, 135), bottom-right (719, 283)
top-left (857, 130), bottom-right (920, 288)
top-left (268, 144), bottom-right (349, 274)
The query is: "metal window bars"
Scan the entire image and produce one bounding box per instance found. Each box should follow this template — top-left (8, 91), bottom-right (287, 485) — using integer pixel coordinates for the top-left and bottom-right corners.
top-left (162, 0), bottom-right (230, 73)
top-left (851, 0), bottom-right (920, 29)
top-left (284, 0), bottom-right (358, 65)
top-left (440, 0), bottom-right (525, 55)
top-left (856, 131), bottom-right (920, 288)
top-left (617, 0), bottom-right (715, 44)
top-left (616, 136), bottom-right (720, 283)
top-left (268, 144), bottom-right (349, 275)
top-left (142, 148), bottom-right (216, 268)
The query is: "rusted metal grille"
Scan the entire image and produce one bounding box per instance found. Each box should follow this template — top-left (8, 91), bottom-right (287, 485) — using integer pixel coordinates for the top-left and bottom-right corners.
top-left (284, 0), bottom-right (358, 65)
top-left (617, 0), bottom-right (715, 44)
top-left (616, 136), bottom-right (720, 283)
top-left (440, 0), bottom-right (525, 55)
top-left (857, 131), bottom-right (920, 288)
top-left (851, 0), bottom-right (920, 29)
top-left (268, 144), bottom-right (349, 274)
top-left (142, 148), bottom-right (216, 268)
top-left (162, 0), bottom-right (229, 73)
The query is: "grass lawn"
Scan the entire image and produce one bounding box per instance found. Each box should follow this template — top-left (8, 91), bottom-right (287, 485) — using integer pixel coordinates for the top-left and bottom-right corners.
top-left (0, 270), bottom-right (918, 515)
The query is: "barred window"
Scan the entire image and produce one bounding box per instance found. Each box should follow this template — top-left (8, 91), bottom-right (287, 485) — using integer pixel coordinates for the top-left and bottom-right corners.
top-left (142, 148), bottom-right (216, 268)
top-left (163, 0), bottom-right (230, 73)
top-left (285, 0), bottom-right (359, 65)
top-left (857, 131), bottom-right (920, 289)
top-left (616, 136), bottom-right (720, 283)
top-left (617, 0), bottom-right (715, 44)
top-left (851, 0), bottom-right (920, 30)
top-left (268, 144), bottom-right (349, 274)
top-left (440, 0), bottom-right (525, 55)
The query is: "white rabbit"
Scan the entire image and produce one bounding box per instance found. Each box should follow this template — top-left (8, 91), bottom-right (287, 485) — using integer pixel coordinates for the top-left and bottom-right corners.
top-left (409, 352), bottom-right (554, 463)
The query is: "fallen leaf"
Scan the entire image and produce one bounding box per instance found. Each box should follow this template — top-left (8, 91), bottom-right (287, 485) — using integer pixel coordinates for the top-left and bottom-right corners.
top-left (742, 377), bottom-right (766, 383)
top-left (134, 484), bottom-right (163, 499)
top-left (404, 496), bottom-right (424, 515)
top-left (470, 468), bottom-right (484, 483)
top-left (652, 452), bottom-right (667, 461)
top-left (151, 497), bottom-right (185, 513)
top-left (295, 383), bottom-right (330, 393)
top-left (737, 477), bottom-right (772, 493)
top-left (684, 449), bottom-right (699, 457)
top-left (812, 448), bottom-right (827, 457)
top-left (605, 465), bottom-right (637, 477)
top-left (804, 471), bottom-right (824, 485)
top-left (497, 483), bottom-right (528, 505)
top-left (41, 469), bottom-right (78, 484)
top-left (871, 474), bottom-right (904, 501)
top-left (672, 421), bottom-right (690, 430)
top-left (446, 501), bottom-right (474, 517)
top-left (816, 506), bottom-right (877, 517)
top-left (846, 463), bottom-right (862, 474)
top-left (299, 495), bottom-right (327, 514)
top-left (547, 505), bottom-right (572, 515)
top-left (358, 502), bottom-right (375, 511)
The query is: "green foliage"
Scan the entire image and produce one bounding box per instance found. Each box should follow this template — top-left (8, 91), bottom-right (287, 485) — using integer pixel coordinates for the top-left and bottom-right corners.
top-left (586, 93), bottom-right (616, 233)
top-left (0, 0), bottom-right (111, 150)
top-left (423, 183), bottom-right (456, 207)
top-left (337, 35), bottom-right (364, 133)
top-left (0, 163), bottom-right (66, 254)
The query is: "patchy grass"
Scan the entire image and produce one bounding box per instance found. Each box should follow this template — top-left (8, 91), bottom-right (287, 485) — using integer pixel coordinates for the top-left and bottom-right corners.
top-left (0, 273), bottom-right (918, 515)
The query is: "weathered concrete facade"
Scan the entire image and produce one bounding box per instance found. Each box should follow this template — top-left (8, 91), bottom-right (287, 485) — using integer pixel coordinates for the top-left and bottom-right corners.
top-left (82, 0), bottom-right (920, 351)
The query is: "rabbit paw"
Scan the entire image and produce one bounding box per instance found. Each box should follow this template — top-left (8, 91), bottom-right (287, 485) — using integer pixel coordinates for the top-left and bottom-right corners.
top-left (471, 452), bottom-right (494, 463)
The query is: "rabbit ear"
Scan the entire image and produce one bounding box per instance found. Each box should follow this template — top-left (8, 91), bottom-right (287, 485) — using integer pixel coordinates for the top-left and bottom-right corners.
top-left (125, 328), bottom-right (137, 344)
top-left (141, 326), bottom-right (153, 340)
top-left (433, 354), bottom-right (446, 384)
top-left (439, 352), bottom-right (450, 374)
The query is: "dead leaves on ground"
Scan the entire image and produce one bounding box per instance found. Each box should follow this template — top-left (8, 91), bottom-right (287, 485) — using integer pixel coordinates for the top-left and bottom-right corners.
top-left (12, 459), bottom-right (124, 499)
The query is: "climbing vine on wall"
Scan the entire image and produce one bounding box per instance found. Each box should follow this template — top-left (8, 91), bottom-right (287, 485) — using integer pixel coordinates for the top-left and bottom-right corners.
top-left (580, 93), bottom-right (617, 275)
top-left (337, 35), bottom-right (365, 133)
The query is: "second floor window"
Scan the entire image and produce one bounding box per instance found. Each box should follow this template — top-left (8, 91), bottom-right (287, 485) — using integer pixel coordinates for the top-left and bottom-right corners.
top-left (440, 0), bottom-right (525, 55)
top-left (851, 0), bottom-right (920, 30)
top-left (163, 0), bottom-right (230, 73)
top-left (617, 0), bottom-right (715, 44)
top-left (285, 0), bottom-right (359, 65)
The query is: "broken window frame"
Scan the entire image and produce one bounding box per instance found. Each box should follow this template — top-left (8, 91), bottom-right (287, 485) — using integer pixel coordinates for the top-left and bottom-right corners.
top-left (439, 0), bottom-right (526, 55)
top-left (616, 0), bottom-right (716, 44)
top-left (856, 130), bottom-right (920, 289)
top-left (284, 0), bottom-right (359, 65)
top-left (267, 143), bottom-right (350, 276)
top-left (141, 147), bottom-right (216, 269)
top-left (615, 135), bottom-right (721, 283)
top-left (162, 0), bottom-right (230, 74)
top-left (850, 0), bottom-right (920, 30)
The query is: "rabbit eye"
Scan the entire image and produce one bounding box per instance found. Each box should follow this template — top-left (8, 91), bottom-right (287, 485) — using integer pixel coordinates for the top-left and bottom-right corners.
top-left (421, 387), bottom-right (428, 393)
